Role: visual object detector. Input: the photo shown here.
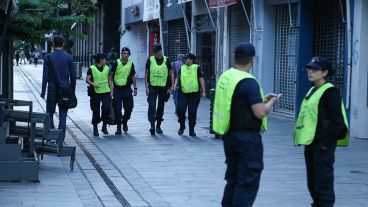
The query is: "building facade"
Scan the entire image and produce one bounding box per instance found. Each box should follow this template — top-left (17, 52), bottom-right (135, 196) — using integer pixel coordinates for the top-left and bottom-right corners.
top-left (74, 0), bottom-right (121, 68)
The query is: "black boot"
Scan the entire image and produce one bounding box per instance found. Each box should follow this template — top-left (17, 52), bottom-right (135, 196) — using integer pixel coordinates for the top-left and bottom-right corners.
top-left (149, 122), bottom-right (155, 135)
top-left (178, 124), bottom-right (185, 135)
top-left (93, 124), bottom-right (99, 136)
top-left (122, 120), bottom-right (128, 132)
top-left (115, 124), bottom-right (122, 135)
top-left (156, 121), bottom-right (163, 134)
top-left (102, 122), bottom-right (108, 135)
top-left (189, 126), bottom-right (196, 137)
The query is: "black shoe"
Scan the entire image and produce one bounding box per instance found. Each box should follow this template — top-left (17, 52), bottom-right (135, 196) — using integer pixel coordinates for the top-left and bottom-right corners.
top-left (156, 121), bottom-right (163, 134)
top-left (156, 126), bottom-right (163, 134)
top-left (178, 125), bottom-right (185, 135)
top-left (150, 127), bottom-right (155, 135)
top-left (93, 125), bottom-right (99, 136)
top-left (102, 123), bottom-right (108, 135)
top-left (189, 128), bottom-right (196, 137)
top-left (122, 122), bottom-right (128, 132)
top-left (115, 125), bottom-right (122, 135)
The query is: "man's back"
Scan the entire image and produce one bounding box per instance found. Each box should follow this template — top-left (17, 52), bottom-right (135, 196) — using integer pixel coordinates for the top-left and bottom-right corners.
top-left (48, 49), bottom-right (76, 90)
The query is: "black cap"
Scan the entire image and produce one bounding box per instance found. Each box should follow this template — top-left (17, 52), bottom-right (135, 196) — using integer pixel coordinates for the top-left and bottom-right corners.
top-left (184, 53), bottom-right (196, 60)
top-left (152, 44), bottom-right (162, 53)
top-left (306, 56), bottom-right (335, 76)
top-left (121, 47), bottom-right (131, 55)
top-left (235, 42), bottom-right (255, 58)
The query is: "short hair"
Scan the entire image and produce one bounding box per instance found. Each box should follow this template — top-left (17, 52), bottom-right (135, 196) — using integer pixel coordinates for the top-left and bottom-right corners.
top-left (53, 35), bottom-right (64, 48)
top-left (235, 56), bottom-right (253, 66)
top-left (234, 42), bottom-right (255, 66)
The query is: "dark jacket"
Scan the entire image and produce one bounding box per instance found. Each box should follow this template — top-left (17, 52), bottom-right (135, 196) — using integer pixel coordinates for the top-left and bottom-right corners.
top-left (41, 49), bottom-right (76, 96)
top-left (314, 86), bottom-right (347, 148)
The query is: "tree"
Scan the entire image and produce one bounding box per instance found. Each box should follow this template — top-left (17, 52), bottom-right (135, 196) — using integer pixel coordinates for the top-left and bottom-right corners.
top-left (5, 0), bottom-right (95, 44)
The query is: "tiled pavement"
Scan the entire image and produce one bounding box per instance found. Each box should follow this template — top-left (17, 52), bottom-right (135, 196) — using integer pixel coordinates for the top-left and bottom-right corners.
top-left (0, 63), bottom-right (367, 207)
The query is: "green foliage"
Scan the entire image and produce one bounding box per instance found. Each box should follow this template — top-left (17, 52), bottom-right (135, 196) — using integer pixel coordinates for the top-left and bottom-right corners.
top-left (7, 0), bottom-right (95, 44)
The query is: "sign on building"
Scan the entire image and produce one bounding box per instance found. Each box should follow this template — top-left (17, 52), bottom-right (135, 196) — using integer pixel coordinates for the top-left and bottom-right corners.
top-left (143, 0), bottom-right (161, 22)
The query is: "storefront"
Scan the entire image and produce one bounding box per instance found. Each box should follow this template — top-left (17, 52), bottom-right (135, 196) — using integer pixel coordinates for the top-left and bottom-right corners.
top-left (164, 0), bottom-right (190, 61)
top-left (227, 0), bottom-right (251, 67)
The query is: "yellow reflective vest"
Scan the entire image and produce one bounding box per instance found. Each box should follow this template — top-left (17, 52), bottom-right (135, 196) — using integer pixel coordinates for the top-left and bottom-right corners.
top-left (149, 56), bottom-right (168, 87)
top-left (294, 82), bottom-right (349, 146)
top-left (91, 65), bottom-right (111, 94)
top-left (212, 68), bottom-right (267, 135)
top-left (180, 64), bottom-right (199, 93)
top-left (114, 59), bottom-right (132, 86)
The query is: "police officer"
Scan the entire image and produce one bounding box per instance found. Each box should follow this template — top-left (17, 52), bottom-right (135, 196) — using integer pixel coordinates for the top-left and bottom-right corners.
top-left (176, 53), bottom-right (206, 137)
top-left (212, 42), bottom-right (281, 207)
top-left (144, 44), bottom-right (174, 135)
top-left (294, 56), bottom-right (349, 207)
top-left (86, 53), bottom-right (112, 136)
top-left (110, 47), bottom-right (137, 135)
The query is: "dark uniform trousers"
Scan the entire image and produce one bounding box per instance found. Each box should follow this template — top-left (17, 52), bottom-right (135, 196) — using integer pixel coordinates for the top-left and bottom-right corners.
top-left (90, 91), bottom-right (111, 124)
top-left (177, 91), bottom-right (200, 128)
top-left (147, 86), bottom-right (167, 123)
top-left (113, 87), bottom-right (133, 125)
top-left (222, 131), bottom-right (264, 207)
top-left (305, 141), bottom-right (336, 207)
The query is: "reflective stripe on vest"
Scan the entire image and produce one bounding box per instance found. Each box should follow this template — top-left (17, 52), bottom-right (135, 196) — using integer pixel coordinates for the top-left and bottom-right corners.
top-left (91, 65), bottom-right (111, 94)
top-left (293, 83), bottom-right (349, 146)
top-left (114, 59), bottom-right (132, 86)
top-left (180, 64), bottom-right (199, 93)
top-left (149, 56), bottom-right (168, 87)
top-left (212, 68), bottom-right (267, 135)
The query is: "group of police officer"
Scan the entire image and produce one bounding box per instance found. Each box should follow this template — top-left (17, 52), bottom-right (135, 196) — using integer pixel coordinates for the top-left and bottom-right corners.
top-left (86, 41), bottom-right (349, 207)
top-left (86, 44), bottom-right (204, 137)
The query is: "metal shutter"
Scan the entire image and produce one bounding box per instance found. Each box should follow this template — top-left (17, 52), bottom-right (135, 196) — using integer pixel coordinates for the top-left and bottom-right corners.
top-left (273, 3), bottom-right (299, 116)
top-left (196, 13), bottom-right (217, 33)
top-left (168, 19), bottom-right (188, 62)
top-left (314, 0), bottom-right (346, 94)
top-left (228, 1), bottom-right (250, 67)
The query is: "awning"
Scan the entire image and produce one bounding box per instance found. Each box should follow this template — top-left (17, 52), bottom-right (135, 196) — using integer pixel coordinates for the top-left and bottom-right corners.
top-left (209, 0), bottom-right (237, 8)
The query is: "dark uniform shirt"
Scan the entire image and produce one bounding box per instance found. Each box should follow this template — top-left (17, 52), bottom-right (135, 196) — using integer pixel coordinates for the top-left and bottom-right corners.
top-left (145, 56), bottom-right (173, 88)
top-left (229, 78), bottom-right (263, 132)
top-left (314, 86), bottom-right (347, 147)
top-left (177, 66), bottom-right (204, 94)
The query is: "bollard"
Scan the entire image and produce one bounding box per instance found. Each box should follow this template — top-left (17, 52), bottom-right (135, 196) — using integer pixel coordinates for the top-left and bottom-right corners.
top-left (74, 62), bottom-right (82, 79)
top-left (0, 101), bottom-right (4, 127)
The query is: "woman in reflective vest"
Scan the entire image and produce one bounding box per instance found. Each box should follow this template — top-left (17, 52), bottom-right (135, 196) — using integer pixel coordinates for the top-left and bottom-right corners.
top-left (176, 53), bottom-right (206, 137)
top-left (86, 53), bottom-right (112, 136)
top-left (294, 56), bottom-right (349, 207)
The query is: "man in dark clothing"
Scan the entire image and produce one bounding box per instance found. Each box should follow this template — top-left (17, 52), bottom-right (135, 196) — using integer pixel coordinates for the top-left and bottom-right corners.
top-left (107, 47), bottom-right (118, 69)
top-left (15, 50), bottom-right (20, 66)
top-left (110, 47), bottom-right (137, 135)
top-left (171, 54), bottom-right (185, 114)
top-left (213, 42), bottom-right (280, 207)
top-left (41, 35), bottom-right (76, 138)
top-left (144, 44), bottom-right (175, 135)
